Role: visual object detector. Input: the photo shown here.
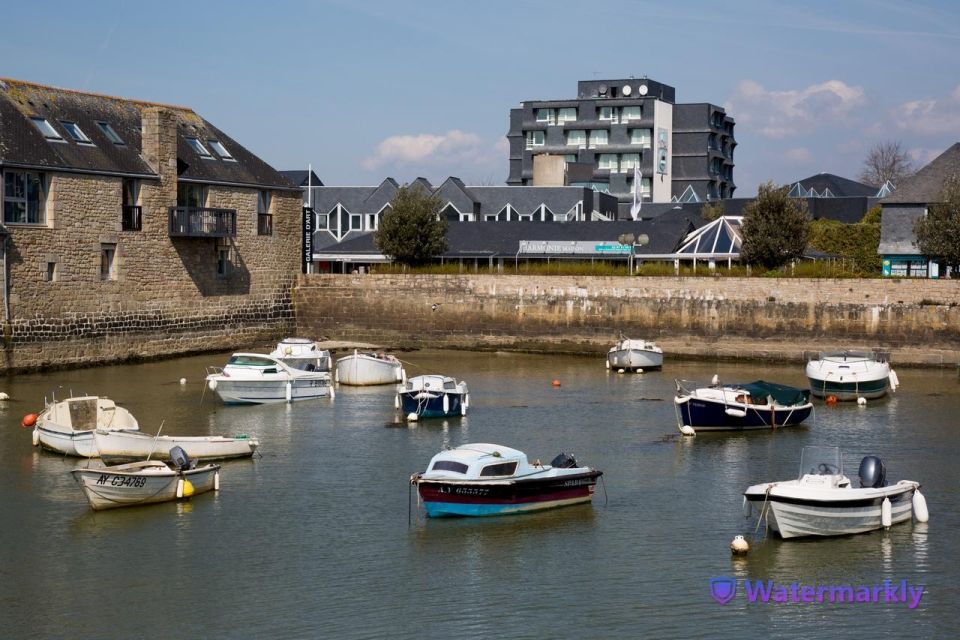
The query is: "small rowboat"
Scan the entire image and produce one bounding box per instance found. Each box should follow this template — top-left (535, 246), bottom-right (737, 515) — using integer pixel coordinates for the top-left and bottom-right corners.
top-left (33, 395), bottom-right (139, 457)
top-left (94, 429), bottom-right (259, 464)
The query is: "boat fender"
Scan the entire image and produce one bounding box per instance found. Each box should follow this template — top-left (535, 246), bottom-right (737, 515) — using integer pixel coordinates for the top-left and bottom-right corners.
top-left (618, 368), bottom-right (625, 374)
top-left (725, 408), bottom-right (747, 418)
top-left (181, 479), bottom-right (195, 497)
top-left (21, 413), bottom-right (38, 428)
top-left (605, 359), bottom-right (610, 370)
top-left (730, 535), bottom-right (750, 555)
top-left (179, 378), bottom-right (187, 385)
top-left (461, 394), bottom-right (468, 416)
top-left (881, 497), bottom-right (892, 528)
top-left (742, 496), bottom-right (752, 518)
top-left (637, 368), bottom-right (644, 374)
top-left (443, 394), bottom-right (450, 415)
top-left (674, 396), bottom-right (689, 405)
top-left (214, 471), bottom-right (220, 492)
top-left (176, 478), bottom-right (184, 499)
top-left (0, 392), bottom-right (8, 400)
top-left (394, 394), bottom-right (400, 410)
top-left (208, 379), bottom-right (218, 391)
top-left (857, 396), bottom-right (867, 406)
top-left (285, 382), bottom-right (292, 403)
top-left (406, 412), bottom-right (419, 422)
top-left (913, 490), bottom-right (929, 523)
top-left (889, 370), bottom-right (899, 392)
top-left (679, 425), bottom-right (696, 436)
top-left (284, 346), bottom-right (293, 356)
top-left (334, 370), bottom-right (339, 384)
top-left (32, 429), bottom-right (39, 447)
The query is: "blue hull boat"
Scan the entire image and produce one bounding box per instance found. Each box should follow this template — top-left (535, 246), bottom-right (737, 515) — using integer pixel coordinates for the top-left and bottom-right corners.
top-left (397, 374), bottom-right (468, 420)
top-left (675, 379), bottom-right (813, 434)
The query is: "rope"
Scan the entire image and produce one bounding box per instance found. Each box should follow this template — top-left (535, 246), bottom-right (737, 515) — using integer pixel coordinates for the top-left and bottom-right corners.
top-left (753, 483), bottom-right (777, 535)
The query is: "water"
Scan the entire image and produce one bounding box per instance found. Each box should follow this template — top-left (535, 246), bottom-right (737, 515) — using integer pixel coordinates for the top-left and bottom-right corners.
top-left (1, 350), bottom-right (958, 638)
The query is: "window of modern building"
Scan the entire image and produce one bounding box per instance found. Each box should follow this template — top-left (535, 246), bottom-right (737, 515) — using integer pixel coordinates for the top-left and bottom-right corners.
top-left (620, 154), bottom-right (641, 171)
top-left (100, 244), bottom-right (117, 281)
top-left (209, 140), bottom-right (234, 160)
top-left (365, 213), bottom-right (378, 230)
top-left (621, 106), bottom-right (642, 121)
top-left (598, 106), bottom-right (618, 122)
top-left (30, 118), bottom-right (62, 140)
top-left (630, 129), bottom-right (652, 147)
top-left (177, 183), bottom-right (206, 208)
top-left (96, 121), bottom-right (124, 144)
top-left (317, 209), bottom-right (332, 230)
top-left (3, 171), bottom-right (47, 224)
top-left (535, 108), bottom-right (556, 124)
top-left (525, 130), bottom-right (545, 148)
top-left (186, 137), bottom-right (213, 158)
top-left (566, 130), bottom-right (587, 147)
top-left (598, 154), bottom-right (618, 171)
top-left (349, 213), bottom-right (363, 231)
top-left (563, 154), bottom-right (577, 163)
top-left (641, 177), bottom-right (652, 197)
top-left (60, 121), bottom-right (92, 143)
top-left (557, 107), bottom-right (577, 123)
top-left (589, 130), bottom-right (608, 148)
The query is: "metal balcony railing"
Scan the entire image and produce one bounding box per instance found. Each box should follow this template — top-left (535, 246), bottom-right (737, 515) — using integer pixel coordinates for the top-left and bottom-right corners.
top-left (168, 207), bottom-right (236, 238)
top-left (122, 205), bottom-right (142, 231)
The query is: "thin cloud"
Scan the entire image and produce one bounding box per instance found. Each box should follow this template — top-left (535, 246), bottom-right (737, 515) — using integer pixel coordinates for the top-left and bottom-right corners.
top-left (892, 85), bottom-right (960, 136)
top-left (726, 79), bottom-right (867, 139)
top-left (362, 130), bottom-right (505, 183)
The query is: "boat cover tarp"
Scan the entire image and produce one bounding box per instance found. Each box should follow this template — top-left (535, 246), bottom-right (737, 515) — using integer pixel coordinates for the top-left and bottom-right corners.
top-left (739, 380), bottom-right (810, 406)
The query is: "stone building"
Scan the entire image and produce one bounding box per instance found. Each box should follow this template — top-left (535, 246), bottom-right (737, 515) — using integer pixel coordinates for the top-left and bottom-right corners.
top-left (0, 78), bottom-right (301, 370)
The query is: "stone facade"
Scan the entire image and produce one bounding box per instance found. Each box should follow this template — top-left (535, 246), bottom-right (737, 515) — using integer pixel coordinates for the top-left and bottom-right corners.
top-left (294, 274), bottom-right (960, 367)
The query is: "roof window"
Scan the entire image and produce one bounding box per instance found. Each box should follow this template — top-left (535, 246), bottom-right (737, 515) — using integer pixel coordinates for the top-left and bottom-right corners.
top-left (30, 118), bottom-right (62, 140)
top-left (60, 121), bottom-right (92, 143)
top-left (186, 137), bottom-right (213, 158)
top-left (208, 140), bottom-right (234, 160)
top-left (96, 121), bottom-right (124, 145)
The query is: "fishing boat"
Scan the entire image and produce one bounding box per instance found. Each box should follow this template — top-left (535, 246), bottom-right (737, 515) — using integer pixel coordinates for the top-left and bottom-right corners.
top-left (606, 337), bottom-right (663, 371)
top-left (94, 429), bottom-right (259, 464)
top-left (206, 353), bottom-right (333, 404)
top-left (268, 338), bottom-right (331, 372)
top-left (674, 379), bottom-right (813, 434)
top-left (410, 443), bottom-right (603, 517)
top-left (743, 445), bottom-right (928, 538)
top-left (396, 374), bottom-right (468, 420)
top-left (806, 350), bottom-right (898, 400)
top-left (71, 446), bottom-right (220, 511)
top-left (31, 395), bottom-right (140, 457)
top-left (335, 349), bottom-right (406, 386)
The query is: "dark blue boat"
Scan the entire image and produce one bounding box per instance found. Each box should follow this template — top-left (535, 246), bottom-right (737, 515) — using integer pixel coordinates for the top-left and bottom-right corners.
top-left (397, 374), bottom-right (469, 420)
top-left (674, 379), bottom-right (813, 433)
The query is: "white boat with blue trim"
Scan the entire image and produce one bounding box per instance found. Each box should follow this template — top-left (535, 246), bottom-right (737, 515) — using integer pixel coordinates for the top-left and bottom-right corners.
top-left (206, 353), bottom-right (333, 404)
top-left (411, 443), bottom-right (603, 517)
top-left (396, 374), bottom-right (467, 420)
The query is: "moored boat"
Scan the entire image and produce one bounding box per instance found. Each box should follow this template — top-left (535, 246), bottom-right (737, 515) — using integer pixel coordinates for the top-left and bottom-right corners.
top-left (206, 353), bottom-right (333, 404)
top-left (674, 379), bottom-right (813, 434)
top-left (410, 443), bottom-right (603, 517)
top-left (743, 445), bottom-right (928, 538)
top-left (806, 350), bottom-right (898, 400)
top-left (397, 374), bottom-right (468, 420)
top-left (269, 338), bottom-right (331, 372)
top-left (71, 446), bottom-right (220, 511)
top-left (335, 349), bottom-right (406, 386)
top-left (94, 429), bottom-right (259, 464)
top-left (32, 395), bottom-right (140, 457)
top-left (606, 337), bottom-right (663, 371)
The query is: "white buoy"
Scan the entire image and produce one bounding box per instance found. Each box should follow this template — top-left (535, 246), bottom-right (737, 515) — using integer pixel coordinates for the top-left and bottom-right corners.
top-left (742, 496), bottom-right (752, 518)
top-left (637, 368), bottom-right (644, 374)
top-left (730, 535), bottom-right (750, 555)
top-left (913, 490), bottom-right (929, 523)
top-left (680, 424), bottom-right (696, 436)
top-left (32, 429), bottom-right (39, 446)
top-left (214, 471), bottom-right (220, 491)
top-left (285, 382), bottom-right (292, 403)
top-left (618, 368), bottom-right (626, 374)
top-left (881, 497), bottom-right (892, 528)
top-left (176, 478), bottom-right (185, 499)
top-left (208, 379), bottom-right (218, 391)
top-left (179, 378), bottom-right (187, 386)
top-left (857, 396), bottom-right (867, 406)
top-left (406, 412), bottom-right (419, 422)
top-left (394, 394), bottom-right (400, 410)
top-left (889, 369), bottom-right (899, 392)
top-left (0, 392), bottom-right (9, 400)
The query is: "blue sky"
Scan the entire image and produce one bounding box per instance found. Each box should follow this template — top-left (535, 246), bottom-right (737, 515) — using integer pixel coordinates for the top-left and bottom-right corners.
top-left (4, 0), bottom-right (960, 194)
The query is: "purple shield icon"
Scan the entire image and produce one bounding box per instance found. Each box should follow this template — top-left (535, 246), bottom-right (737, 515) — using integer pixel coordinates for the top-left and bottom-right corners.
top-left (710, 577), bottom-right (737, 604)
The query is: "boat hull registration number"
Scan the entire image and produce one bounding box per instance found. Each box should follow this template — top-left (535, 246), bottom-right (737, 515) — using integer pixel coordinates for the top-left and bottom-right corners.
top-left (95, 475), bottom-right (148, 488)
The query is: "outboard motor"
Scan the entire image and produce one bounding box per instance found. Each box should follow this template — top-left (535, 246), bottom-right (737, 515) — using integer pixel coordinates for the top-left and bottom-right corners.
top-left (169, 446), bottom-right (194, 471)
top-left (550, 452), bottom-right (579, 469)
top-left (858, 456), bottom-right (886, 488)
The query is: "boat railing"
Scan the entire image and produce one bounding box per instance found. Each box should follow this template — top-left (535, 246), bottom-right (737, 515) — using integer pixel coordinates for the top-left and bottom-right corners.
top-left (205, 366), bottom-right (224, 377)
top-left (675, 379), bottom-right (703, 397)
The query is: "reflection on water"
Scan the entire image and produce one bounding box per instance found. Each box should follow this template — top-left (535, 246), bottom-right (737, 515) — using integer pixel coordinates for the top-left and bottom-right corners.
top-left (0, 350), bottom-right (956, 637)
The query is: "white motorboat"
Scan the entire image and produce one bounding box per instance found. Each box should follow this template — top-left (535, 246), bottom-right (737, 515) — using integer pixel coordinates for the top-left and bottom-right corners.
top-left (94, 429), bottom-right (259, 464)
top-left (71, 446), bottom-right (219, 511)
top-left (206, 353), bottom-right (334, 404)
top-left (743, 446), bottom-right (928, 539)
top-left (606, 337), bottom-right (663, 371)
top-left (397, 374), bottom-right (468, 420)
top-left (269, 338), bottom-right (331, 372)
top-left (806, 350), bottom-right (898, 400)
top-left (335, 349), bottom-right (406, 386)
top-left (32, 395), bottom-right (139, 457)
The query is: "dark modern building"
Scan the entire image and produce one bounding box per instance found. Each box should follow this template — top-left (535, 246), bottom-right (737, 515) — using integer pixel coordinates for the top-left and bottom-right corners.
top-left (506, 78), bottom-right (736, 213)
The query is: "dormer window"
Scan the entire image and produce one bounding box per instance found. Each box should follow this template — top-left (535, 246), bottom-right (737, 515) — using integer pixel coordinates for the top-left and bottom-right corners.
top-left (208, 140), bottom-right (234, 160)
top-left (30, 118), bottom-right (62, 140)
top-left (186, 137), bottom-right (213, 158)
top-left (96, 121), bottom-right (124, 145)
top-left (60, 121), bottom-right (91, 143)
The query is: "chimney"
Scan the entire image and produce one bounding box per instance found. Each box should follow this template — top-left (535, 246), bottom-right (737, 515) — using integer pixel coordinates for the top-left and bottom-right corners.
top-left (141, 106), bottom-right (178, 187)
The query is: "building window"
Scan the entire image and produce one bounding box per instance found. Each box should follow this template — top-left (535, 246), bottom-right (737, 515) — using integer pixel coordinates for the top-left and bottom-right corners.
top-left (566, 130), bottom-right (586, 148)
top-left (3, 171), bottom-right (47, 224)
top-left (525, 131), bottom-right (545, 148)
top-left (598, 154), bottom-right (618, 171)
top-left (621, 106), bottom-right (642, 121)
top-left (460, 212), bottom-right (474, 222)
top-left (209, 140), bottom-right (234, 160)
top-left (186, 137), bottom-right (213, 158)
top-left (177, 183), bottom-right (206, 208)
top-left (535, 108), bottom-right (556, 124)
top-left (483, 214), bottom-right (498, 222)
top-left (60, 121), bottom-right (92, 143)
top-left (564, 154), bottom-right (577, 163)
top-left (641, 178), bottom-right (652, 197)
top-left (557, 107), bottom-right (577, 123)
top-left (217, 247), bottom-right (231, 276)
top-left (366, 213), bottom-right (379, 230)
top-left (100, 244), bottom-right (117, 281)
top-left (349, 213), bottom-right (362, 231)
top-left (620, 154), bottom-right (641, 171)
top-left (30, 118), bottom-right (62, 140)
top-left (598, 106), bottom-right (618, 123)
top-left (589, 130), bottom-right (608, 148)
top-left (46, 262), bottom-right (58, 282)
top-left (257, 190), bottom-right (273, 235)
top-left (317, 209), bottom-right (331, 230)
top-left (630, 129), bottom-right (652, 147)
top-left (122, 179), bottom-right (141, 231)
top-left (96, 121), bottom-right (124, 144)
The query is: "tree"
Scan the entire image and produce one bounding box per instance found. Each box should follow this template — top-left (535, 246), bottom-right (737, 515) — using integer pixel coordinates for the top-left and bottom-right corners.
top-left (701, 201), bottom-right (725, 222)
top-left (858, 141), bottom-right (914, 188)
top-left (374, 185), bottom-right (448, 267)
top-left (914, 174), bottom-right (960, 275)
top-left (739, 181), bottom-right (811, 270)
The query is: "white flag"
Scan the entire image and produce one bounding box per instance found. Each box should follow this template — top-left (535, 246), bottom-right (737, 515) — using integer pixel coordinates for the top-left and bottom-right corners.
top-left (630, 167), bottom-right (643, 220)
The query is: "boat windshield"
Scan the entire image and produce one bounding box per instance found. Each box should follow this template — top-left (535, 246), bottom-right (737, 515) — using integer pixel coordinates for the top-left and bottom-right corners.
top-left (227, 355), bottom-right (276, 367)
top-left (798, 446), bottom-right (843, 479)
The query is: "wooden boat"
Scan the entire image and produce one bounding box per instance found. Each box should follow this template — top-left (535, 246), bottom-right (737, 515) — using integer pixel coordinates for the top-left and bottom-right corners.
top-left (411, 443), bottom-right (603, 517)
top-left (33, 395), bottom-right (139, 457)
top-left (268, 338), bottom-right (331, 372)
top-left (606, 337), bottom-right (663, 371)
top-left (396, 374), bottom-right (468, 420)
top-left (335, 350), bottom-right (406, 386)
top-left (206, 353), bottom-right (333, 404)
top-left (674, 379), bottom-right (813, 434)
top-left (94, 429), bottom-right (259, 464)
top-left (806, 350), bottom-right (898, 400)
top-left (71, 447), bottom-right (220, 511)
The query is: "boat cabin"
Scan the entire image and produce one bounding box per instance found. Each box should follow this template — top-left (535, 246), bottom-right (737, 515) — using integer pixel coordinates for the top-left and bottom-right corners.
top-left (421, 443), bottom-right (536, 480)
top-left (404, 375), bottom-right (460, 392)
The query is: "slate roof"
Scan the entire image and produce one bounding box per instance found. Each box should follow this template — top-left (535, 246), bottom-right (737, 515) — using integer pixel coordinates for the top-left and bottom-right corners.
top-left (0, 78), bottom-right (297, 190)
top-left (878, 205), bottom-right (925, 255)
top-left (279, 169), bottom-right (324, 187)
top-left (792, 173), bottom-right (877, 198)
top-left (882, 143), bottom-right (960, 204)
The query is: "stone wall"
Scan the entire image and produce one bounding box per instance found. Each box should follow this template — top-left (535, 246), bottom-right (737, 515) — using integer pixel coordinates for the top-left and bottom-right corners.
top-left (294, 274), bottom-right (960, 366)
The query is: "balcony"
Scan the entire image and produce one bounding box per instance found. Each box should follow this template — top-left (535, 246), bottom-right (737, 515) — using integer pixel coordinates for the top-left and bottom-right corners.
top-left (258, 212), bottom-right (273, 236)
top-left (121, 205), bottom-right (142, 231)
top-left (168, 207), bottom-right (236, 238)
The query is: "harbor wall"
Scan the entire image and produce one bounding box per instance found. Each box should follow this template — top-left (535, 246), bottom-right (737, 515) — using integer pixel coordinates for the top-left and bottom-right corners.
top-left (294, 274), bottom-right (960, 367)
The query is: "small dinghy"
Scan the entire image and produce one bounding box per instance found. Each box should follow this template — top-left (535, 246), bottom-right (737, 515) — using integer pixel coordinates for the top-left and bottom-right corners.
top-left (606, 337), bottom-right (663, 371)
top-left (335, 349), bottom-right (406, 386)
top-left (743, 445), bottom-right (928, 539)
top-left (806, 350), bottom-right (897, 400)
top-left (269, 338), bottom-right (331, 372)
top-left (411, 443), bottom-right (603, 517)
top-left (32, 395), bottom-right (139, 457)
top-left (71, 446), bottom-right (220, 511)
top-left (206, 353), bottom-right (333, 404)
top-left (94, 429), bottom-right (259, 464)
top-left (396, 374), bottom-right (468, 420)
top-left (674, 379), bottom-right (813, 434)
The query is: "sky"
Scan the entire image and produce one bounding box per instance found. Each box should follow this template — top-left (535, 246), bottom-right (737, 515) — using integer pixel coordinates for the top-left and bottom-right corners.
top-left (3, 0), bottom-right (960, 195)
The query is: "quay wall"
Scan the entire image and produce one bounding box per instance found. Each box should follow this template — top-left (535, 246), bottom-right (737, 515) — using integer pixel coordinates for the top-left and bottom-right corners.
top-left (294, 274), bottom-right (960, 367)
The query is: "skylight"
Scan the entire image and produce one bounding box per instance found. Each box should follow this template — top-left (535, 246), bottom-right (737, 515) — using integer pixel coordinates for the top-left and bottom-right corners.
top-left (208, 140), bottom-right (234, 160)
top-left (96, 121), bottom-right (124, 145)
top-left (60, 121), bottom-right (91, 143)
top-left (30, 117), bottom-right (62, 140)
top-left (186, 137), bottom-right (213, 158)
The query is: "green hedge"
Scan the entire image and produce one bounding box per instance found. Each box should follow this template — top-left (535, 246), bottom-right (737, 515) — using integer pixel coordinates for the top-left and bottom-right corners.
top-left (808, 207), bottom-right (882, 275)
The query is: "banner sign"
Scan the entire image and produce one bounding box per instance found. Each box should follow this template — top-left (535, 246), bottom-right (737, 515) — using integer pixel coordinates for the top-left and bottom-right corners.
top-left (302, 206), bottom-right (314, 273)
top-left (518, 240), bottom-right (631, 255)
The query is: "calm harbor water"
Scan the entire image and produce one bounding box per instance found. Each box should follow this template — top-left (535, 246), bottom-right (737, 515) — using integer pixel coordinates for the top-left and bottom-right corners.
top-left (1, 349), bottom-right (958, 638)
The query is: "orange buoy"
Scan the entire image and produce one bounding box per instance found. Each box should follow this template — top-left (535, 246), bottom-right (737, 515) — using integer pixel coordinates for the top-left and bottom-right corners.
top-left (825, 395), bottom-right (838, 406)
top-left (21, 413), bottom-right (38, 428)
top-left (551, 379), bottom-right (561, 387)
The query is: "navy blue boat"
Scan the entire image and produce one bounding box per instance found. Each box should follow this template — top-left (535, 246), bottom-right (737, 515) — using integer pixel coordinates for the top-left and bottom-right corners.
top-left (397, 374), bottom-right (469, 421)
top-left (674, 379), bottom-right (813, 434)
